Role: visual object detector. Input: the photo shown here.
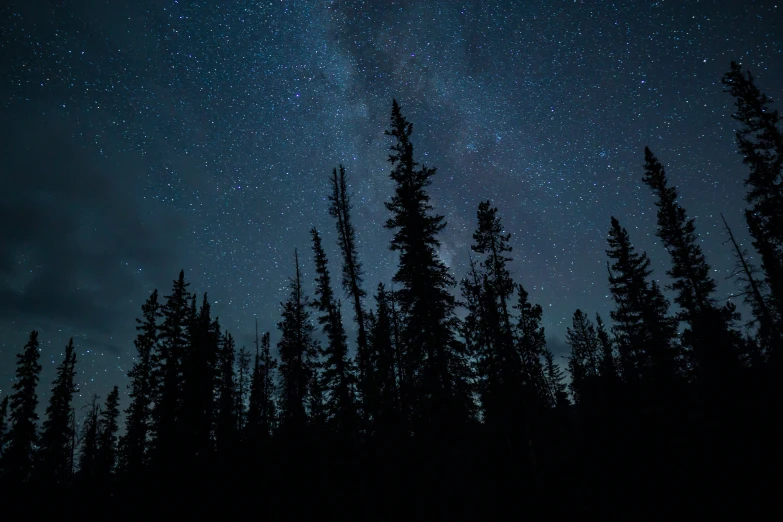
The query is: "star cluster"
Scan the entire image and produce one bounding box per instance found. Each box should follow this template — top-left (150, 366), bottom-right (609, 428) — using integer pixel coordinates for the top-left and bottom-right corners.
top-left (0, 0), bottom-right (781, 403)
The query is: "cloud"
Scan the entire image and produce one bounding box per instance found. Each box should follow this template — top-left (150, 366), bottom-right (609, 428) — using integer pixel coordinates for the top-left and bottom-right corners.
top-left (0, 102), bottom-right (186, 335)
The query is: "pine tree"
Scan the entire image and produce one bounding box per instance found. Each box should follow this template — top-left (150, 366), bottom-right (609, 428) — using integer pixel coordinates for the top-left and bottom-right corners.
top-left (310, 228), bottom-right (358, 436)
top-left (97, 386), bottom-right (120, 479)
top-left (277, 250), bottom-right (318, 435)
top-left (259, 332), bottom-right (278, 436)
top-left (119, 289), bottom-right (160, 476)
top-left (37, 338), bottom-right (79, 484)
top-left (78, 395), bottom-right (100, 482)
top-left (566, 310), bottom-right (600, 406)
top-left (328, 165), bottom-right (370, 411)
top-left (215, 332), bottom-right (237, 461)
top-left (367, 283), bottom-right (401, 431)
top-left (0, 331), bottom-right (43, 484)
top-left (236, 346), bottom-right (251, 432)
top-left (151, 270), bottom-right (191, 465)
top-left (606, 216), bottom-right (679, 386)
top-left (722, 62), bottom-right (783, 354)
top-left (543, 348), bottom-right (569, 409)
top-left (642, 148), bottom-right (741, 378)
top-left (595, 314), bottom-right (618, 384)
top-left (384, 99), bottom-right (473, 431)
top-left (514, 285), bottom-right (549, 406)
top-left (0, 396), bottom-right (8, 456)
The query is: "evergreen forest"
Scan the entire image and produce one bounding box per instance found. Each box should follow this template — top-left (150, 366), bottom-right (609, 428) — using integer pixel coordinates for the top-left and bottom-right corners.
top-left (0, 62), bottom-right (781, 520)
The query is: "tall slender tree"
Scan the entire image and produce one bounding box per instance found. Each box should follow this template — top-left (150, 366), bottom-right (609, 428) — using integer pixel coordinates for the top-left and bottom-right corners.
top-left (367, 283), bottom-right (401, 431)
top-left (566, 310), bottom-right (600, 406)
top-left (236, 346), bottom-right (251, 432)
top-left (310, 228), bottom-right (358, 436)
top-left (119, 289), bottom-right (160, 476)
top-left (78, 395), bottom-right (100, 482)
top-left (277, 250), bottom-right (318, 435)
top-left (384, 99), bottom-right (473, 431)
top-left (0, 331), bottom-right (43, 484)
top-left (0, 396), bottom-right (8, 456)
top-left (96, 386), bottom-right (121, 480)
top-left (37, 338), bottom-right (79, 484)
top-left (328, 165), bottom-right (370, 410)
top-left (722, 62), bottom-right (783, 354)
top-left (259, 332), bottom-right (278, 436)
top-left (642, 148), bottom-right (742, 380)
top-left (215, 332), bottom-right (237, 461)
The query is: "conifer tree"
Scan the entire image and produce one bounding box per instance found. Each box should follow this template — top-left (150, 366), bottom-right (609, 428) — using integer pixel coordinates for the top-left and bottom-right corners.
top-left (259, 332), bottom-right (278, 436)
top-left (119, 289), bottom-right (160, 476)
top-left (515, 285), bottom-right (549, 405)
top-left (215, 332), bottom-right (237, 460)
top-left (236, 346), bottom-right (251, 431)
top-left (328, 165), bottom-right (370, 409)
top-left (78, 395), bottom-right (100, 482)
top-left (722, 62), bottom-right (783, 352)
top-left (566, 310), bottom-right (600, 406)
top-left (0, 331), bottom-right (42, 484)
top-left (367, 283), bottom-right (401, 431)
top-left (151, 270), bottom-right (191, 464)
top-left (310, 228), bottom-right (358, 435)
top-left (543, 348), bottom-right (569, 409)
top-left (642, 148), bottom-right (741, 377)
top-left (606, 216), bottom-right (679, 385)
top-left (384, 99), bottom-right (473, 430)
top-left (97, 386), bottom-right (120, 479)
top-left (0, 396), bottom-right (8, 456)
top-left (277, 250), bottom-right (318, 434)
top-left (37, 338), bottom-right (79, 484)
top-left (595, 314), bottom-right (618, 384)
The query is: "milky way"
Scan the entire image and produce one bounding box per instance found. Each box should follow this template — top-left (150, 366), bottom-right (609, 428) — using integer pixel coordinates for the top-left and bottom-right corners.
top-left (1, 1), bottom-right (781, 405)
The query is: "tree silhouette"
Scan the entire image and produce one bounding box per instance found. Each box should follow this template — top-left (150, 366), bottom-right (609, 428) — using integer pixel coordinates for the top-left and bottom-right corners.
top-left (0, 396), bottom-right (8, 456)
top-left (384, 99), bottom-right (474, 432)
top-left (0, 331), bottom-right (42, 484)
top-left (96, 386), bottom-right (120, 480)
top-left (119, 289), bottom-right (159, 477)
top-left (78, 395), bottom-right (100, 483)
top-left (37, 338), bottom-right (79, 485)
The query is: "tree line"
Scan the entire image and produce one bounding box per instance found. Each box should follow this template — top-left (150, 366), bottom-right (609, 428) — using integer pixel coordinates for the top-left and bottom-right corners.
top-left (0, 62), bottom-right (780, 520)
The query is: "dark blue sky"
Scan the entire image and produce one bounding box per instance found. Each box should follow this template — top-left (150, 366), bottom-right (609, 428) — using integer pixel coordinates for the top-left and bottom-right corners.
top-left (1, 0), bottom-right (781, 406)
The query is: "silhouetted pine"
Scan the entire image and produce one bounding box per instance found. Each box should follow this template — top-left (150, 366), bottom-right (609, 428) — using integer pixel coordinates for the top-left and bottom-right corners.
top-left (180, 293), bottom-right (218, 465)
top-left (514, 285), bottom-right (549, 406)
top-left (0, 396), bottom-right (8, 455)
top-left (36, 338), bottom-right (79, 485)
top-left (247, 327), bottom-right (277, 441)
top-left (606, 216), bottom-right (680, 389)
top-left (310, 228), bottom-right (358, 437)
top-left (215, 332), bottom-right (237, 462)
top-left (566, 311), bottom-right (600, 406)
top-left (328, 165), bottom-right (370, 416)
top-left (642, 148), bottom-right (742, 380)
top-left (259, 331), bottom-right (278, 435)
top-left (366, 283), bottom-right (401, 432)
top-left (384, 99), bottom-right (474, 431)
top-left (236, 346), bottom-right (251, 431)
top-left (0, 331), bottom-right (42, 484)
top-left (277, 250), bottom-right (318, 435)
top-left (595, 314), bottom-right (618, 384)
top-left (119, 289), bottom-right (159, 476)
top-left (96, 386), bottom-right (120, 480)
top-left (78, 395), bottom-right (100, 483)
top-left (722, 62), bottom-right (783, 358)
top-left (543, 348), bottom-right (568, 410)
top-left (150, 270), bottom-right (191, 467)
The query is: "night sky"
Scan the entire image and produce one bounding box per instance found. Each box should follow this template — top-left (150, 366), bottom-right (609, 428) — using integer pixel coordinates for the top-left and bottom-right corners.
top-left (1, 1), bottom-right (781, 407)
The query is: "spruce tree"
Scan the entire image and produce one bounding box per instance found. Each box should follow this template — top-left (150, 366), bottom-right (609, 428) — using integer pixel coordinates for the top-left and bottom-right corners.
top-left (37, 338), bottom-right (79, 484)
top-left (566, 310), bottom-right (600, 406)
top-left (78, 395), bottom-right (100, 482)
top-left (514, 285), bottom-right (549, 406)
top-left (642, 148), bottom-right (741, 378)
top-left (310, 228), bottom-right (358, 436)
top-left (367, 283), bottom-right (401, 431)
top-left (151, 270), bottom-right (191, 465)
top-left (96, 386), bottom-right (120, 479)
top-left (236, 346), bottom-right (251, 431)
top-left (277, 250), bottom-right (318, 435)
top-left (606, 216), bottom-right (679, 386)
top-left (0, 331), bottom-right (43, 484)
top-left (215, 332), bottom-right (237, 461)
top-left (722, 62), bottom-right (783, 352)
top-left (595, 314), bottom-right (619, 384)
top-left (543, 348), bottom-right (569, 409)
top-left (384, 99), bottom-right (473, 431)
top-left (119, 289), bottom-right (159, 476)
top-left (0, 396), bottom-right (8, 456)
top-left (328, 165), bottom-right (370, 410)
top-left (259, 331), bottom-right (278, 436)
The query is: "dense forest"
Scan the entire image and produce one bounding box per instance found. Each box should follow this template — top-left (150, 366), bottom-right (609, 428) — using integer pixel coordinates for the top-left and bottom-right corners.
top-left (0, 62), bottom-right (780, 520)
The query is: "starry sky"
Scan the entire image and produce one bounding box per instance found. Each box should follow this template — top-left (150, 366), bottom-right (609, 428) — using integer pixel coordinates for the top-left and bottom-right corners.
top-left (1, 0), bottom-right (781, 406)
